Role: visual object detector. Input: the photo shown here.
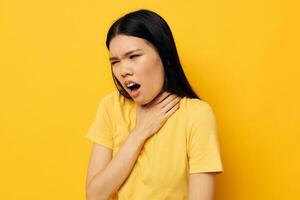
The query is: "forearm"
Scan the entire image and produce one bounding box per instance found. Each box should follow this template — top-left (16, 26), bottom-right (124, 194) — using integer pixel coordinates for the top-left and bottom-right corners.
top-left (86, 128), bottom-right (147, 200)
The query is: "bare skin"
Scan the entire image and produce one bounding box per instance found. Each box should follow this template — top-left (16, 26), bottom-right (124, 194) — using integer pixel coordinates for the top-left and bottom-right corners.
top-left (134, 91), bottom-right (181, 139)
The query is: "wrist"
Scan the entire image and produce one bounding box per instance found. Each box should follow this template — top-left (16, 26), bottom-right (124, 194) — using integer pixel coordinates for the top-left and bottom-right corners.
top-left (131, 128), bottom-right (148, 144)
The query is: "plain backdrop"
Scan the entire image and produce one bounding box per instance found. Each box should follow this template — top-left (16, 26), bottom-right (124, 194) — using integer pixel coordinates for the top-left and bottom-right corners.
top-left (0, 0), bottom-right (299, 199)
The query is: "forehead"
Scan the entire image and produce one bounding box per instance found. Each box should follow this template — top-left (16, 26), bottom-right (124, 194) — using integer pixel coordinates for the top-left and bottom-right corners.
top-left (109, 35), bottom-right (147, 57)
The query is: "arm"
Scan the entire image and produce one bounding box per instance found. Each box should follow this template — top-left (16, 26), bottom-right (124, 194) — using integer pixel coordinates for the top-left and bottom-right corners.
top-left (188, 172), bottom-right (218, 200)
top-left (86, 128), bottom-right (147, 200)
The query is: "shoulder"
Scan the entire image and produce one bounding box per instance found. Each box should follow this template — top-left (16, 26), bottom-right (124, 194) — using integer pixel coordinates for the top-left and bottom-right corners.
top-left (97, 90), bottom-right (133, 111)
top-left (181, 97), bottom-right (216, 124)
top-left (96, 90), bottom-right (120, 110)
top-left (99, 90), bottom-right (124, 104)
top-left (183, 97), bottom-right (214, 115)
top-left (186, 98), bottom-right (211, 108)
top-left (100, 90), bottom-right (119, 102)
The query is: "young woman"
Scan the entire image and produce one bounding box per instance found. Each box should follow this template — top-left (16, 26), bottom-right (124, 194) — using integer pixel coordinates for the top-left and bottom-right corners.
top-left (85, 9), bottom-right (223, 200)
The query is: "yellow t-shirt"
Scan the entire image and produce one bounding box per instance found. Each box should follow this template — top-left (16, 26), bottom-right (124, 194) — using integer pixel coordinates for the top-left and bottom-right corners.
top-left (85, 90), bottom-right (224, 199)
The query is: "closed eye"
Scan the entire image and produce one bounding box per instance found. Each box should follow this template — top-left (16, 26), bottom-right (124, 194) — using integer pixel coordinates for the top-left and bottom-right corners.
top-left (129, 54), bottom-right (140, 59)
top-left (111, 54), bottom-right (140, 65)
top-left (111, 61), bottom-right (118, 65)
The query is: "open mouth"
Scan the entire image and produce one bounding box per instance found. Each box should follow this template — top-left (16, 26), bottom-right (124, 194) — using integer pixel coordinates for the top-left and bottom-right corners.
top-left (127, 83), bottom-right (141, 92)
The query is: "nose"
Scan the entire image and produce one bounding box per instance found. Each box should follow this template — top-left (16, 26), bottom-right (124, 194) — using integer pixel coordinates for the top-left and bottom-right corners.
top-left (119, 61), bottom-right (133, 78)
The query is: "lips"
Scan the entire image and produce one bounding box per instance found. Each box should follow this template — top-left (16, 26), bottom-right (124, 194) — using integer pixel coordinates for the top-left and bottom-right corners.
top-left (124, 80), bottom-right (139, 86)
top-left (123, 80), bottom-right (141, 97)
top-left (124, 80), bottom-right (140, 90)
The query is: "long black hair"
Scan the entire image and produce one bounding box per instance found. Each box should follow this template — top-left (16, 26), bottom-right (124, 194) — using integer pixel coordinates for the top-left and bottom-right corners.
top-left (105, 9), bottom-right (200, 100)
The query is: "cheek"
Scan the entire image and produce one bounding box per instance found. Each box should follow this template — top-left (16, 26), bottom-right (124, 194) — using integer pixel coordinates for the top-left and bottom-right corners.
top-left (112, 67), bottom-right (121, 81)
top-left (142, 62), bottom-right (164, 87)
top-left (112, 66), bottom-right (119, 76)
top-left (142, 56), bottom-right (163, 75)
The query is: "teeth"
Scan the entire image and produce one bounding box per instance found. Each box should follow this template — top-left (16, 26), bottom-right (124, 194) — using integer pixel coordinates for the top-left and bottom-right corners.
top-left (127, 82), bottom-right (135, 87)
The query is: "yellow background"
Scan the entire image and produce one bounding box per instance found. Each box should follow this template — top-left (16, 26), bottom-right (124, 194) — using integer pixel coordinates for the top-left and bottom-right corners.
top-left (1, 0), bottom-right (299, 199)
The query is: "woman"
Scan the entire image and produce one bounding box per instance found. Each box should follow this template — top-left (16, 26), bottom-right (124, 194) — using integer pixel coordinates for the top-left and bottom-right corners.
top-left (85, 9), bottom-right (223, 200)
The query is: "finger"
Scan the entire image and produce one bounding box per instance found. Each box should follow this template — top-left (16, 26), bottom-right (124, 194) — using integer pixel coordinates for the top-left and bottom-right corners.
top-left (142, 92), bottom-right (169, 107)
top-left (160, 94), bottom-right (178, 109)
top-left (162, 96), bottom-right (181, 113)
top-left (152, 91), bottom-right (171, 105)
top-left (164, 101), bottom-right (180, 118)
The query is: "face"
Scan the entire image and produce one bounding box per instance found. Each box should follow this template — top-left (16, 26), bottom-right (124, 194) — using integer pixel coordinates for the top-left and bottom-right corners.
top-left (109, 34), bottom-right (165, 106)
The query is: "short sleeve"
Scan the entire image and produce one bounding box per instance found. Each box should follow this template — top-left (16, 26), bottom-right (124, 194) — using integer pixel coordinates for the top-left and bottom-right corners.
top-left (187, 100), bottom-right (224, 174)
top-left (85, 95), bottom-right (114, 149)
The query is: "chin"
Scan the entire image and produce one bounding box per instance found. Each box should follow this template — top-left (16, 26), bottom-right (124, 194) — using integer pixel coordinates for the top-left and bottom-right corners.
top-left (134, 99), bottom-right (150, 107)
top-left (133, 87), bottom-right (163, 106)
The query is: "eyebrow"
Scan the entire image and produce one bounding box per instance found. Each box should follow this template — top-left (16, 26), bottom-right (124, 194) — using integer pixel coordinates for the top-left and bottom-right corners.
top-left (109, 48), bottom-right (142, 61)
